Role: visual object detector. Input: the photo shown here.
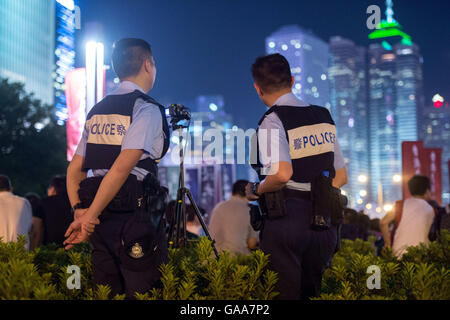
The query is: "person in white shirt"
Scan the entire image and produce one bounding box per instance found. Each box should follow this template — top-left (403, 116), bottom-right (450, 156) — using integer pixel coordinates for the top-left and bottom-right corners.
top-left (380, 175), bottom-right (435, 258)
top-left (209, 180), bottom-right (259, 255)
top-left (0, 175), bottom-right (33, 249)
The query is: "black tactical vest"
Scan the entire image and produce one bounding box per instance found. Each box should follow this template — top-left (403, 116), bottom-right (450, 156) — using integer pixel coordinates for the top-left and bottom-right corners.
top-left (254, 104), bottom-right (336, 183)
top-left (82, 90), bottom-right (170, 174)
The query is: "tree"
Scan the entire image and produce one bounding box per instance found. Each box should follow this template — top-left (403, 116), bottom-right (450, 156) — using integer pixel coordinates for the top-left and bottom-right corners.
top-left (0, 78), bottom-right (68, 196)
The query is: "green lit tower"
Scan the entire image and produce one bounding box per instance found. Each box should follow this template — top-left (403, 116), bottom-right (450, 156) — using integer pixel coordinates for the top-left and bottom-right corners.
top-left (368, 0), bottom-right (424, 205)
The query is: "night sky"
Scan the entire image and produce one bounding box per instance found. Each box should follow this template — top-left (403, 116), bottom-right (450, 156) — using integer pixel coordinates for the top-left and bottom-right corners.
top-left (76, 0), bottom-right (450, 128)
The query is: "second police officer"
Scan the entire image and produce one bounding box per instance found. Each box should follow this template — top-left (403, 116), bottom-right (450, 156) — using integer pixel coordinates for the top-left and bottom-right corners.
top-left (63, 38), bottom-right (170, 299)
top-left (246, 53), bottom-right (348, 300)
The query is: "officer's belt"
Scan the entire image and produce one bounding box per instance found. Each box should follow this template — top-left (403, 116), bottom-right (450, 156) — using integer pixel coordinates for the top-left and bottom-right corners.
top-left (286, 181), bottom-right (311, 191)
top-left (78, 174), bottom-right (145, 213)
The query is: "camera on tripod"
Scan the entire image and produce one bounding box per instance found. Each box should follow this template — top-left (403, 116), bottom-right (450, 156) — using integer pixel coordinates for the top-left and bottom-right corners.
top-left (167, 104), bottom-right (191, 128)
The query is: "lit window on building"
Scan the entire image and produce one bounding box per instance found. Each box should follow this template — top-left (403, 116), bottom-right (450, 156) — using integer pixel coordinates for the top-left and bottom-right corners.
top-left (340, 100), bottom-right (346, 106)
top-left (268, 41), bottom-right (275, 48)
top-left (348, 117), bottom-right (354, 128)
top-left (295, 83), bottom-right (301, 89)
top-left (321, 74), bottom-right (327, 80)
top-left (281, 44), bottom-right (288, 51)
top-left (409, 94), bottom-right (415, 100)
top-left (307, 76), bottom-right (313, 83)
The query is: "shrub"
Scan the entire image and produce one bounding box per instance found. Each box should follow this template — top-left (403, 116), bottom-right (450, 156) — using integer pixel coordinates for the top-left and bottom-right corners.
top-left (317, 231), bottom-right (450, 300)
top-left (1, 232), bottom-right (449, 300)
top-left (0, 236), bottom-right (278, 300)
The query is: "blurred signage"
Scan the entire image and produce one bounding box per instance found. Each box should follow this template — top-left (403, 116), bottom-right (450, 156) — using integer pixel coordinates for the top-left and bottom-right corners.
top-left (65, 68), bottom-right (86, 161)
top-left (423, 148), bottom-right (442, 205)
top-left (402, 141), bottom-right (443, 204)
top-left (401, 141), bottom-right (425, 200)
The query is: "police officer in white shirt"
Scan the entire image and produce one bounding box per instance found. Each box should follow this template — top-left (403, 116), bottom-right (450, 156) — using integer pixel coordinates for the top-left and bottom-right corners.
top-left (64, 38), bottom-right (170, 299)
top-left (245, 54), bottom-right (348, 300)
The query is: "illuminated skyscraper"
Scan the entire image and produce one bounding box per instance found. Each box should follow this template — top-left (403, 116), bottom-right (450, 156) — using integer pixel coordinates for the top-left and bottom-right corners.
top-left (0, 0), bottom-right (55, 105)
top-left (0, 0), bottom-right (76, 124)
top-left (266, 25), bottom-right (330, 108)
top-left (328, 36), bottom-right (368, 206)
top-left (368, 0), bottom-right (424, 203)
top-left (54, 0), bottom-right (77, 124)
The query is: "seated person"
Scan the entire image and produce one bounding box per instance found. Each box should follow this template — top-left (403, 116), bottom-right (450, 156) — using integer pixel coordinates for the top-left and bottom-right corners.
top-left (208, 180), bottom-right (259, 255)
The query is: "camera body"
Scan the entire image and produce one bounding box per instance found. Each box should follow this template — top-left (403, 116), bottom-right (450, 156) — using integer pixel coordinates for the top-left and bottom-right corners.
top-left (167, 104), bottom-right (191, 127)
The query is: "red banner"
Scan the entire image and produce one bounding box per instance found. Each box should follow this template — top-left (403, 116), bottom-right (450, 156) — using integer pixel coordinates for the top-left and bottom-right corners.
top-left (401, 141), bottom-right (426, 200)
top-left (423, 148), bottom-right (443, 205)
top-left (65, 68), bottom-right (86, 161)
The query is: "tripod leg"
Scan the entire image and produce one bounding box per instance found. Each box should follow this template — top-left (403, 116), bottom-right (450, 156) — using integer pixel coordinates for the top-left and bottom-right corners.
top-left (185, 188), bottom-right (219, 258)
top-left (169, 187), bottom-right (186, 248)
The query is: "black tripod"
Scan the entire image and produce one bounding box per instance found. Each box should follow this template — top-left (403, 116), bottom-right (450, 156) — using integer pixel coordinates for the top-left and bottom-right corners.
top-left (167, 123), bottom-right (218, 257)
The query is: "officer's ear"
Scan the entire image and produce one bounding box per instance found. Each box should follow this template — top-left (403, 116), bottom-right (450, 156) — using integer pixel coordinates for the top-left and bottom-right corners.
top-left (253, 83), bottom-right (263, 97)
top-left (143, 58), bottom-right (153, 74)
top-left (290, 76), bottom-right (295, 87)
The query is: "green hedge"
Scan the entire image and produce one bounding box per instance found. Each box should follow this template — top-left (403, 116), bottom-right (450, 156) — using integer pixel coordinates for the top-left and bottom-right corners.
top-left (1, 231), bottom-right (449, 300)
top-left (317, 231), bottom-right (450, 300)
top-left (0, 237), bottom-right (278, 300)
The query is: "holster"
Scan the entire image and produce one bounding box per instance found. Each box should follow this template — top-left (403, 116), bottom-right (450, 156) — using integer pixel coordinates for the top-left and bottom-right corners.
top-left (78, 174), bottom-right (143, 213)
top-left (310, 175), bottom-right (348, 230)
top-left (142, 172), bottom-right (168, 230)
top-left (260, 190), bottom-right (287, 220)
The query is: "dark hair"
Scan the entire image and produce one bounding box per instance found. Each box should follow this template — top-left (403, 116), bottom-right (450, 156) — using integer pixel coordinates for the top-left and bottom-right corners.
top-left (232, 180), bottom-right (249, 197)
top-left (0, 175), bottom-right (11, 191)
top-left (251, 53), bottom-right (292, 93)
top-left (111, 38), bottom-right (153, 79)
top-left (408, 175), bottom-right (431, 196)
top-left (49, 175), bottom-right (67, 195)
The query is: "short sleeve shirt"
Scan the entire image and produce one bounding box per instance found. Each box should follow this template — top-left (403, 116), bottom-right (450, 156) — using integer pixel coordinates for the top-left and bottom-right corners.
top-left (258, 92), bottom-right (345, 190)
top-left (75, 81), bottom-right (165, 180)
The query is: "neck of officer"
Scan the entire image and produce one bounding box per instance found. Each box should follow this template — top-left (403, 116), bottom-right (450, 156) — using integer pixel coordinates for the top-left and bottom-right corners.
top-left (264, 88), bottom-right (293, 107)
top-left (121, 76), bottom-right (151, 93)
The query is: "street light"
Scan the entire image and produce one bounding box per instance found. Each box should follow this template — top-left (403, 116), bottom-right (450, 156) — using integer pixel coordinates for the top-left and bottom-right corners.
top-left (392, 174), bottom-right (402, 183)
top-left (358, 174), bottom-right (368, 183)
top-left (359, 189), bottom-right (367, 197)
top-left (384, 203), bottom-right (393, 212)
top-left (365, 203), bottom-right (373, 210)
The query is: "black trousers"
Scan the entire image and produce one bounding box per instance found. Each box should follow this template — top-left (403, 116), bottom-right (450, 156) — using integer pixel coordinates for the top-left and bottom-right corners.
top-left (90, 209), bottom-right (168, 299)
top-left (260, 197), bottom-right (337, 300)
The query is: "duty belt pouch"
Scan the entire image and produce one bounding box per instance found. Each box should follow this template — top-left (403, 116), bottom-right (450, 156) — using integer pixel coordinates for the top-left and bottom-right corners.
top-left (78, 175), bottom-right (140, 213)
top-left (311, 175), bottom-right (332, 231)
top-left (264, 190), bottom-right (287, 220)
top-left (143, 172), bottom-right (168, 230)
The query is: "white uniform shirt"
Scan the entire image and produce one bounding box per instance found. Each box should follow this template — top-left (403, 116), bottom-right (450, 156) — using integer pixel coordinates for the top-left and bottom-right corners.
top-left (0, 191), bottom-right (32, 249)
top-left (75, 81), bottom-right (166, 180)
top-left (258, 92), bottom-right (345, 191)
top-left (393, 198), bottom-right (435, 257)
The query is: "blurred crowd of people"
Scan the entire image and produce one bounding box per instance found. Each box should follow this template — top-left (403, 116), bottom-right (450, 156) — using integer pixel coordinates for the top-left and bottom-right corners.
top-left (0, 174), bottom-right (73, 250)
top-left (0, 173), bottom-right (449, 258)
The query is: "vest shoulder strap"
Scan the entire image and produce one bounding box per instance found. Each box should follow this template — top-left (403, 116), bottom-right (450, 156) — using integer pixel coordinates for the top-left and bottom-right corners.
top-left (134, 92), bottom-right (170, 161)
